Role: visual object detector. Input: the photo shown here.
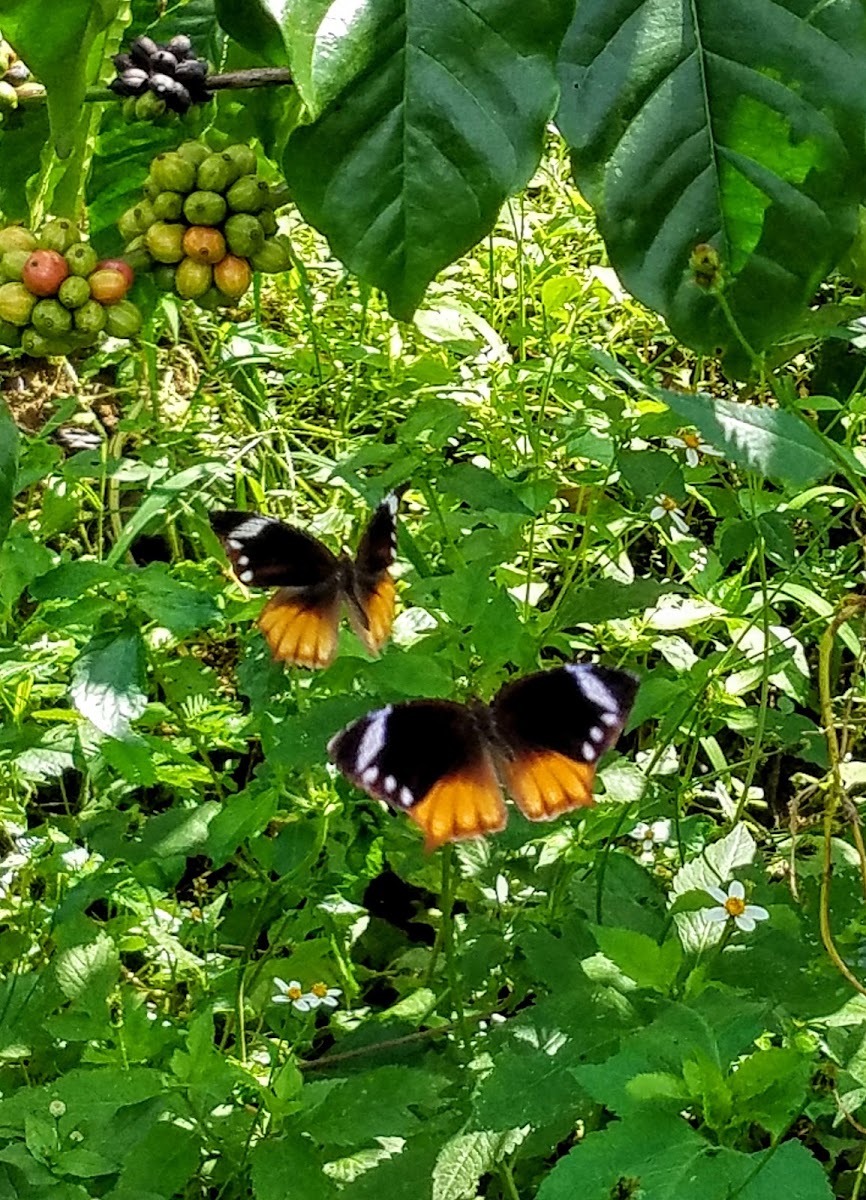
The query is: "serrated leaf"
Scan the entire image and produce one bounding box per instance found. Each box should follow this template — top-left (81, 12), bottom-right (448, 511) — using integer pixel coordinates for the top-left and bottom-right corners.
top-left (55, 934), bottom-right (118, 1003)
top-left (439, 464), bottom-right (532, 515)
top-left (591, 927), bottom-right (682, 994)
top-left (297, 1067), bottom-right (446, 1148)
top-left (557, 1), bottom-right (866, 365)
top-left (728, 1047), bottom-right (813, 1140)
top-left (133, 566), bottom-right (220, 638)
top-left (69, 629), bottom-right (148, 740)
top-left (252, 1138), bottom-right (338, 1200)
top-left (28, 561), bottom-right (118, 601)
top-left (557, 578), bottom-right (683, 627)
top-left (670, 823), bottom-right (757, 954)
top-left (660, 389), bottom-right (834, 487)
top-left (538, 1112), bottom-right (832, 1200)
top-left (0, 399), bottom-right (18, 551)
top-left (433, 1128), bottom-right (529, 1200)
top-left (283, 0), bottom-right (575, 318)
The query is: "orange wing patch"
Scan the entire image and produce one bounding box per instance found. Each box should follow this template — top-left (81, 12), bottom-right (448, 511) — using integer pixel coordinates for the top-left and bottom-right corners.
top-left (351, 574), bottom-right (396, 655)
top-left (258, 591), bottom-right (340, 669)
top-left (408, 758), bottom-right (507, 852)
top-left (504, 751), bottom-right (597, 822)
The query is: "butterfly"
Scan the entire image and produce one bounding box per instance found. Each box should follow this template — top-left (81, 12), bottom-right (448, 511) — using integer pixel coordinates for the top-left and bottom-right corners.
top-left (209, 494), bottom-right (398, 669)
top-left (328, 662), bottom-right (639, 851)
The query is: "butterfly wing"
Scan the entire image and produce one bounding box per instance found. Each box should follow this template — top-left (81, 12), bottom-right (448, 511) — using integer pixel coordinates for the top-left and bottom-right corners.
top-left (209, 510), bottom-right (342, 668)
top-left (492, 663), bottom-right (639, 822)
top-left (328, 700), bottom-right (506, 851)
top-left (346, 494), bottom-right (398, 655)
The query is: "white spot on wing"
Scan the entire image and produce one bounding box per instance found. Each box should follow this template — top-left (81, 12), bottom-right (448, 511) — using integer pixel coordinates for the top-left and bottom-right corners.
top-left (384, 493), bottom-right (398, 515)
top-left (589, 725), bottom-right (605, 743)
top-left (237, 555), bottom-right (249, 568)
top-left (601, 711), bottom-right (619, 728)
top-left (362, 766), bottom-right (378, 786)
top-left (239, 570), bottom-right (254, 584)
top-left (355, 705), bottom-right (392, 772)
top-left (228, 516), bottom-right (271, 542)
top-left (399, 787), bottom-right (413, 808)
top-left (581, 742), bottom-right (596, 761)
top-left (227, 538), bottom-right (241, 551)
top-left (383, 775), bottom-right (397, 794)
top-left (566, 663), bottom-right (619, 716)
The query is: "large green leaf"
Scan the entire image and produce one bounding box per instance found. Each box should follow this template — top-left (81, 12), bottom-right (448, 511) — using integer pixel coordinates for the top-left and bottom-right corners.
top-left (283, 0), bottom-right (576, 320)
top-left (557, 1), bottom-right (866, 362)
top-left (0, 0), bottom-right (122, 158)
top-left (213, 0), bottom-right (285, 67)
top-left (0, 399), bottom-right (18, 551)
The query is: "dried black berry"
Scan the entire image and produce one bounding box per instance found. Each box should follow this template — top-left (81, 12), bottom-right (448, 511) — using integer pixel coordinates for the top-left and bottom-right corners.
top-left (130, 35), bottom-right (159, 67)
top-left (167, 34), bottom-right (193, 59)
top-left (150, 49), bottom-right (178, 75)
top-left (110, 67), bottom-right (150, 97)
top-left (149, 73), bottom-right (191, 113)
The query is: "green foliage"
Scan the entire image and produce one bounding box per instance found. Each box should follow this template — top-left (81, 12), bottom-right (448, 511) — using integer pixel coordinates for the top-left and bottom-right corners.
top-left (557, 0), bottom-right (866, 365)
top-left (3, 3), bottom-right (866, 1198)
top-left (282, 0), bottom-right (574, 319)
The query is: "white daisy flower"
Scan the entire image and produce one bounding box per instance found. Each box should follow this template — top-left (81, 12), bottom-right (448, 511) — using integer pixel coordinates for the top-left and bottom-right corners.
top-left (308, 982), bottom-right (342, 1009)
top-left (272, 978), bottom-right (315, 1012)
top-left (649, 495), bottom-right (689, 534)
top-left (704, 880), bottom-right (769, 932)
top-left (630, 819), bottom-right (671, 863)
top-left (666, 431), bottom-right (724, 468)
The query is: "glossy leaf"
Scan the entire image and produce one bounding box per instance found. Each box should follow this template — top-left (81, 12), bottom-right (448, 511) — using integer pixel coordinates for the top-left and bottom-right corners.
top-left (0, 0), bottom-right (121, 159)
top-left (0, 399), bottom-right (18, 551)
top-left (214, 0), bottom-right (285, 67)
top-left (283, 0), bottom-right (575, 319)
top-left (557, 1), bottom-right (866, 362)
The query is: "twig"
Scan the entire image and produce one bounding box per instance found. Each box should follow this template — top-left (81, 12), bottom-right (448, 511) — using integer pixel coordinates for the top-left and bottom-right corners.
top-left (298, 1007), bottom-right (498, 1072)
top-left (71, 67), bottom-right (294, 105)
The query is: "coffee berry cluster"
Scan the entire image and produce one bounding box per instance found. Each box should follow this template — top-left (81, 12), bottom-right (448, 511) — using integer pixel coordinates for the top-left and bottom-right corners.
top-left (119, 140), bottom-right (291, 308)
top-left (0, 220), bottom-right (142, 357)
top-left (110, 33), bottom-right (208, 118)
top-left (0, 33), bottom-right (45, 119)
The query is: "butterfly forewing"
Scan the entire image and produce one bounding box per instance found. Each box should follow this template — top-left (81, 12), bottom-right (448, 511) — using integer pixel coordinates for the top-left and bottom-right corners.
top-left (492, 664), bottom-right (639, 822)
top-left (328, 700), bottom-right (506, 851)
top-left (209, 511), bottom-right (339, 589)
top-left (348, 494), bottom-right (398, 654)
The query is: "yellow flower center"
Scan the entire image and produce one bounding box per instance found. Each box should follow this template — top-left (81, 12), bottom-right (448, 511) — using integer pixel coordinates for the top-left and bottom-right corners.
top-left (661, 495), bottom-right (678, 512)
top-left (724, 897), bottom-right (745, 918)
top-left (311, 982), bottom-right (328, 998)
top-left (287, 985), bottom-right (302, 1000)
top-left (680, 432), bottom-right (701, 450)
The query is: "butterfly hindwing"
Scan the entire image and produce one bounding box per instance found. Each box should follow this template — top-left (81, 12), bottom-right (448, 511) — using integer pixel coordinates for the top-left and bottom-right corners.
top-left (348, 493), bottom-right (398, 655)
top-left (328, 700), bottom-right (506, 852)
top-left (258, 588), bottom-right (342, 668)
top-left (209, 510), bottom-right (343, 667)
top-left (492, 664), bottom-right (639, 821)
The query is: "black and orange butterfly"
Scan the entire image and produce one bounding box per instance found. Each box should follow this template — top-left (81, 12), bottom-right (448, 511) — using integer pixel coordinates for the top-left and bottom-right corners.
top-left (209, 494), bottom-right (398, 669)
top-left (328, 662), bottom-right (638, 851)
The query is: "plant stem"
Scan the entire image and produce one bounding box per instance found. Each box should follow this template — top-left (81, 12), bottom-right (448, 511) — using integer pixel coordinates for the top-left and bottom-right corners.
top-left (440, 845), bottom-right (469, 1058)
top-left (818, 596), bottom-right (866, 997)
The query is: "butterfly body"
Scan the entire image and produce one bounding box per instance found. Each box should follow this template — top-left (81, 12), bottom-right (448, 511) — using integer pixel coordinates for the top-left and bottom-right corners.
top-left (329, 663), bottom-right (639, 850)
top-left (210, 495), bottom-right (397, 668)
